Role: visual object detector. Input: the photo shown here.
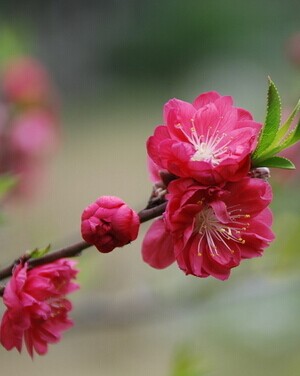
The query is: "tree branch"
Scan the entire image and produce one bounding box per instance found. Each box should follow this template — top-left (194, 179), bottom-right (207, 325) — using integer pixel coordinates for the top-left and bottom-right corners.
top-left (0, 200), bottom-right (167, 294)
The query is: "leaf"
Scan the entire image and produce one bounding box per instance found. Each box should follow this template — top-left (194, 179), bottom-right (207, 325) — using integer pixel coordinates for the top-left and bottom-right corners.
top-left (253, 116), bottom-right (300, 164)
top-left (255, 156), bottom-right (295, 170)
top-left (253, 77), bottom-right (281, 159)
top-left (170, 347), bottom-right (208, 376)
top-left (0, 174), bottom-right (17, 199)
top-left (29, 244), bottom-right (51, 259)
top-left (279, 116), bottom-right (300, 150)
top-left (271, 99), bottom-right (300, 146)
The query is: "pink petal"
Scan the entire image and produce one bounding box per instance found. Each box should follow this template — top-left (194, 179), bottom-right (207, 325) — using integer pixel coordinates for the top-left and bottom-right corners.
top-left (147, 125), bottom-right (170, 166)
top-left (0, 311), bottom-right (23, 352)
top-left (147, 157), bottom-right (162, 183)
top-left (193, 91), bottom-right (221, 108)
top-left (142, 218), bottom-right (175, 269)
top-left (210, 200), bottom-right (231, 223)
top-left (193, 103), bottom-right (219, 136)
top-left (237, 108), bottom-right (253, 120)
top-left (163, 98), bottom-right (196, 128)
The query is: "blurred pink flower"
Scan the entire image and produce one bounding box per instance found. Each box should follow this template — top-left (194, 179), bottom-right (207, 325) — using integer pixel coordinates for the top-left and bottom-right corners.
top-left (0, 56), bottom-right (60, 200)
top-left (271, 108), bottom-right (300, 185)
top-left (147, 92), bottom-right (261, 185)
top-left (81, 196), bottom-right (140, 253)
top-left (0, 109), bottom-right (59, 199)
top-left (142, 177), bottom-right (274, 280)
top-left (2, 57), bottom-right (54, 106)
top-left (0, 259), bottom-right (78, 357)
top-left (286, 32), bottom-right (300, 68)
top-left (10, 110), bottom-right (59, 156)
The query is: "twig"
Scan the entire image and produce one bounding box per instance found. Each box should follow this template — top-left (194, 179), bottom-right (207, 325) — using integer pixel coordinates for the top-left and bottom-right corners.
top-left (0, 200), bottom-right (167, 294)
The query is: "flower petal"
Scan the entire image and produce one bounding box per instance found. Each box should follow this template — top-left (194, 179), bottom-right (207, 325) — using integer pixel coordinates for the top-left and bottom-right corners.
top-left (142, 218), bottom-right (175, 269)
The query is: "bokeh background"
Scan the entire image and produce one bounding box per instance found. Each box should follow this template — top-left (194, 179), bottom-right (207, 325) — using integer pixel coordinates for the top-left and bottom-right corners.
top-left (0, 1), bottom-right (300, 375)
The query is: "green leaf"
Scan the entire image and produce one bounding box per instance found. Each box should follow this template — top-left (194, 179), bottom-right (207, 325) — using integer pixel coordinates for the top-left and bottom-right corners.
top-left (29, 244), bottom-right (51, 259)
top-left (254, 116), bottom-right (300, 164)
top-left (279, 116), bottom-right (300, 150)
top-left (255, 156), bottom-right (295, 170)
top-left (271, 99), bottom-right (300, 146)
top-left (253, 77), bottom-right (281, 159)
top-left (0, 174), bottom-right (17, 199)
top-left (170, 347), bottom-right (208, 376)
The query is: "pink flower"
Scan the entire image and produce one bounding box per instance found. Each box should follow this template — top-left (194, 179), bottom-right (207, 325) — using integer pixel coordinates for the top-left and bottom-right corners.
top-left (0, 57), bottom-right (60, 201)
top-left (286, 32), bottom-right (300, 68)
top-left (81, 196), bottom-right (140, 253)
top-left (2, 57), bottom-right (54, 106)
top-left (10, 110), bottom-right (59, 156)
top-left (142, 177), bottom-right (274, 280)
top-left (0, 109), bottom-right (59, 199)
top-left (147, 92), bottom-right (261, 185)
top-left (0, 259), bottom-right (79, 357)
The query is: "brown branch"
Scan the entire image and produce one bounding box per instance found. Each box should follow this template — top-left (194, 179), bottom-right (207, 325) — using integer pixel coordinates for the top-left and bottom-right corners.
top-left (139, 201), bottom-right (167, 222)
top-left (0, 200), bottom-right (167, 293)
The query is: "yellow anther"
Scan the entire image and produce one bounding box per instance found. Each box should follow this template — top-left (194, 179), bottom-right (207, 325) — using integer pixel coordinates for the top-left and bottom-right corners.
top-left (245, 214), bottom-right (251, 218)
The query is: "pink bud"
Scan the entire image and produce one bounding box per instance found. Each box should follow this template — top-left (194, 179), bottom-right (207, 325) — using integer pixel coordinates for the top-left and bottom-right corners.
top-left (81, 196), bottom-right (140, 253)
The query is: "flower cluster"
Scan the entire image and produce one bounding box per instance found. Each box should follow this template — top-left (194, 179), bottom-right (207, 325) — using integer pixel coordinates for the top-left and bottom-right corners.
top-left (0, 259), bottom-right (78, 357)
top-left (143, 91), bottom-right (275, 280)
top-left (0, 57), bottom-right (59, 199)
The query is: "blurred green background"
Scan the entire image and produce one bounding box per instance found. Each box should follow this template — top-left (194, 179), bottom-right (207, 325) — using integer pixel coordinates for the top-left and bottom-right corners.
top-left (0, 1), bottom-right (300, 375)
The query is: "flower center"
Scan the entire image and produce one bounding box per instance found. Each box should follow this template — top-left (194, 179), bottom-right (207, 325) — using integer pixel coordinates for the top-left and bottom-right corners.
top-left (45, 296), bottom-right (67, 319)
top-left (175, 120), bottom-right (232, 166)
top-left (194, 205), bottom-right (249, 257)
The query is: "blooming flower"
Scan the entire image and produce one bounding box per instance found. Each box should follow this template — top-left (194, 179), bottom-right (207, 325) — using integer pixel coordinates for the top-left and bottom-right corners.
top-left (147, 91), bottom-right (262, 185)
top-left (142, 177), bottom-right (274, 280)
top-left (81, 196), bottom-right (140, 253)
top-left (0, 259), bottom-right (78, 357)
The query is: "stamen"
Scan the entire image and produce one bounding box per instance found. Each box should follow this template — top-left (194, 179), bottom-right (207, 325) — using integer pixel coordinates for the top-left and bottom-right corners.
top-left (175, 119), bottom-right (233, 166)
top-left (194, 205), bottom-right (248, 257)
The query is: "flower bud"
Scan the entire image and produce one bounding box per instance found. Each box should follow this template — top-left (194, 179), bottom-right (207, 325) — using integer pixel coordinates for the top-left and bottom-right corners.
top-left (81, 196), bottom-right (140, 253)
